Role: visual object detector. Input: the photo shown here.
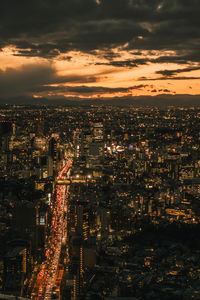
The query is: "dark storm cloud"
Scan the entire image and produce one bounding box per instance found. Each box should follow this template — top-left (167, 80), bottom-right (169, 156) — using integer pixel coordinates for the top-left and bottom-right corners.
top-left (139, 76), bottom-right (200, 81)
top-left (0, 0), bottom-right (199, 63)
top-left (96, 58), bottom-right (147, 68)
top-left (0, 64), bottom-right (97, 98)
top-left (8, 19), bottom-right (147, 57)
top-left (151, 88), bottom-right (171, 93)
top-left (96, 55), bottom-right (200, 68)
top-left (0, 63), bottom-right (147, 98)
top-left (33, 84), bottom-right (147, 95)
top-left (0, 0), bottom-right (200, 103)
top-left (156, 66), bottom-right (200, 77)
top-left (151, 54), bottom-right (199, 65)
top-left (0, 0), bottom-right (148, 57)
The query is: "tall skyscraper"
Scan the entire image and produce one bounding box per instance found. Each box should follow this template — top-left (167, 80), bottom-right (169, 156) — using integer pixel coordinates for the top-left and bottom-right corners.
top-left (88, 118), bottom-right (104, 166)
top-left (0, 121), bottom-right (13, 151)
top-left (35, 112), bottom-right (44, 137)
top-left (48, 137), bottom-right (57, 161)
top-left (0, 121), bottom-right (13, 168)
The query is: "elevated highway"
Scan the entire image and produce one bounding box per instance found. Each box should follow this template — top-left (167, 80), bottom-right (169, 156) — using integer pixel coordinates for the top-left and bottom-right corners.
top-left (56, 178), bottom-right (88, 185)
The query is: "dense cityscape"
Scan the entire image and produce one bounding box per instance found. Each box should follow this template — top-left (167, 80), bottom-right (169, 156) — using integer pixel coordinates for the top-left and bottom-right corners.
top-left (1, 0), bottom-right (200, 298)
top-left (0, 105), bottom-right (200, 300)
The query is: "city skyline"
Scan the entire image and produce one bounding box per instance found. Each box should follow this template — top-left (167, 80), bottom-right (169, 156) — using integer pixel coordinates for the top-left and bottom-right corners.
top-left (0, 0), bottom-right (200, 104)
top-left (1, 105), bottom-right (200, 299)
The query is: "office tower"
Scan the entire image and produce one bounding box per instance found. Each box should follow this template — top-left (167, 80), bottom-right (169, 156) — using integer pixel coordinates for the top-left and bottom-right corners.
top-left (48, 137), bottom-right (57, 175)
top-left (87, 119), bottom-right (104, 168)
top-left (91, 119), bottom-right (104, 142)
top-left (3, 241), bottom-right (30, 296)
top-left (73, 129), bottom-right (81, 158)
top-left (75, 204), bottom-right (89, 241)
top-left (0, 121), bottom-right (13, 168)
top-left (47, 156), bottom-right (54, 177)
top-left (35, 203), bottom-right (48, 251)
top-left (0, 120), bottom-right (13, 136)
top-left (48, 137), bottom-right (57, 161)
top-left (35, 112), bottom-right (44, 137)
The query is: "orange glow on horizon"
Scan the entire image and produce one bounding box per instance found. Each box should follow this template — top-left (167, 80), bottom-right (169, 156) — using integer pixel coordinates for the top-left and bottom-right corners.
top-left (0, 46), bottom-right (199, 99)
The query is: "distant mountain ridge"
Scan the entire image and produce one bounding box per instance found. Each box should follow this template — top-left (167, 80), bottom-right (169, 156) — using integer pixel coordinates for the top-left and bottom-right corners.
top-left (0, 94), bottom-right (200, 107)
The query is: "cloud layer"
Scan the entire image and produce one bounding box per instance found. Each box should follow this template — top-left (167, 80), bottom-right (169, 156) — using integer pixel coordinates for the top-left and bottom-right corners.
top-left (0, 64), bottom-right (97, 98)
top-left (0, 0), bottom-right (199, 61)
top-left (0, 0), bottom-right (200, 101)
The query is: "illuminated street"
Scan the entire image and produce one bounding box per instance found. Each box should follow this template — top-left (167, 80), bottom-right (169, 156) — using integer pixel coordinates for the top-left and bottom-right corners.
top-left (30, 159), bottom-right (72, 300)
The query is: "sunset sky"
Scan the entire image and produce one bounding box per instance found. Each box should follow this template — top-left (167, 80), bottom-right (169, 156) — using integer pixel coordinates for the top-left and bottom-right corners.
top-left (0, 0), bottom-right (200, 103)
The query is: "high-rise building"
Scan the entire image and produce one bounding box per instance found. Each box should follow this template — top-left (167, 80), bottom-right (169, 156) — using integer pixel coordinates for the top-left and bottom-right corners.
top-left (75, 204), bottom-right (89, 241)
top-left (35, 112), bottom-right (44, 137)
top-left (91, 120), bottom-right (104, 142)
top-left (0, 121), bottom-right (13, 153)
top-left (47, 156), bottom-right (54, 177)
top-left (0, 121), bottom-right (13, 136)
top-left (48, 137), bottom-right (57, 175)
top-left (3, 241), bottom-right (30, 296)
top-left (0, 121), bottom-right (13, 168)
top-left (48, 137), bottom-right (57, 161)
top-left (87, 119), bottom-right (104, 168)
